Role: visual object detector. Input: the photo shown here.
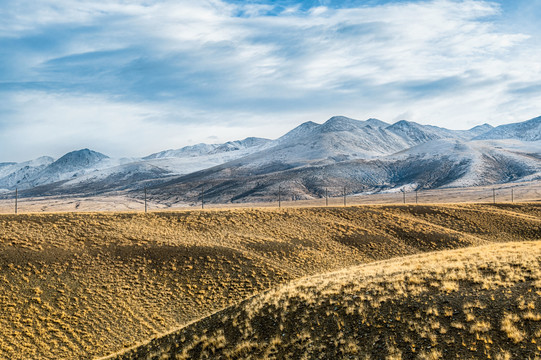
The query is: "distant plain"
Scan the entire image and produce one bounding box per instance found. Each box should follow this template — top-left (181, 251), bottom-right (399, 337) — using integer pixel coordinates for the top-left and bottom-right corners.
top-left (0, 180), bottom-right (539, 214)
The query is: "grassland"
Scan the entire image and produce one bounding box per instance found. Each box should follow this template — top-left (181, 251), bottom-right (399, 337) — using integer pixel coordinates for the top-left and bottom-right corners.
top-left (0, 203), bottom-right (539, 359)
top-left (107, 240), bottom-right (541, 360)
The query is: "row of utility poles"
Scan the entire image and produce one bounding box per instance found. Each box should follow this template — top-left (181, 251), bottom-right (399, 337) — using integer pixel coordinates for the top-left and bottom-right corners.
top-left (5, 185), bottom-right (521, 214)
top-left (279, 186), bottom-right (348, 208)
top-left (143, 185), bottom-right (518, 212)
top-left (402, 189), bottom-right (418, 204)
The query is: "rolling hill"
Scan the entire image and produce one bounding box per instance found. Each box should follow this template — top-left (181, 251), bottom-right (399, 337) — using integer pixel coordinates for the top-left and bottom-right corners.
top-left (107, 239), bottom-right (541, 360)
top-left (0, 203), bottom-right (539, 359)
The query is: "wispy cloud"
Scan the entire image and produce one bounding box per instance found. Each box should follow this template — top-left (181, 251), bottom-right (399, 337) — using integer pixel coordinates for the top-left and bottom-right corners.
top-left (1, 0), bottom-right (540, 161)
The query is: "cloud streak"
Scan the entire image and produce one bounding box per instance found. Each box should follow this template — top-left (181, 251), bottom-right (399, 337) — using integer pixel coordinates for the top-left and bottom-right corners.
top-left (1, 0), bottom-right (540, 161)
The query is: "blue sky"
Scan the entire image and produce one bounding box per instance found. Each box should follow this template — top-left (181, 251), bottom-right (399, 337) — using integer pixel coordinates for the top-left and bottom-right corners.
top-left (1, 0), bottom-right (540, 161)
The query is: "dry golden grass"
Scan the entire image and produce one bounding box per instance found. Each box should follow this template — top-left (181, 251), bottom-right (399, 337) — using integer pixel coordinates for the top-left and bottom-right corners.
top-left (0, 203), bottom-right (539, 359)
top-left (107, 240), bottom-right (541, 360)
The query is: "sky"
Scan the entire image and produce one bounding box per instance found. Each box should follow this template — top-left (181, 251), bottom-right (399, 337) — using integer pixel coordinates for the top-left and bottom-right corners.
top-left (1, 0), bottom-right (540, 161)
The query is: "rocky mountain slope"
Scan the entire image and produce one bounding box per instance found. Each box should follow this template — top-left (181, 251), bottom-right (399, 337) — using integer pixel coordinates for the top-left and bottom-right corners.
top-left (0, 116), bottom-right (539, 203)
top-left (475, 115), bottom-right (541, 141)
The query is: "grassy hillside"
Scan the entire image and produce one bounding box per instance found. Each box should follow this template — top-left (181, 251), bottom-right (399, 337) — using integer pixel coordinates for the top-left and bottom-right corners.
top-left (107, 240), bottom-right (541, 360)
top-left (0, 203), bottom-right (539, 359)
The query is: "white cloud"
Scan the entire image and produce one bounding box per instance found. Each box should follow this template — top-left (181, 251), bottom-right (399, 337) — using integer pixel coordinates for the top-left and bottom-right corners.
top-left (1, 0), bottom-right (541, 161)
top-left (0, 91), bottom-right (306, 161)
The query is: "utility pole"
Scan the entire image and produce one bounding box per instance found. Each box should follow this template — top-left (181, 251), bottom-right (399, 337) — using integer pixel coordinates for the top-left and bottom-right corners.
top-left (15, 188), bottom-right (18, 215)
top-left (278, 186), bottom-right (281, 208)
top-left (144, 187), bottom-right (147, 213)
top-left (493, 188), bottom-right (496, 204)
top-left (511, 188), bottom-right (514, 203)
top-left (201, 188), bottom-right (205, 209)
top-left (325, 187), bottom-right (328, 207)
top-left (415, 190), bottom-right (418, 204)
top-left (403, 190), bottom-right (406, 204)
top-left (343, 186), bottom-right (347, 207)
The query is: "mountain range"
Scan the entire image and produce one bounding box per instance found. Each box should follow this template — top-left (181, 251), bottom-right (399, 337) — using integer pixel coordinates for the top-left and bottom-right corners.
top-left (1, 115), bottom-right (540, 204)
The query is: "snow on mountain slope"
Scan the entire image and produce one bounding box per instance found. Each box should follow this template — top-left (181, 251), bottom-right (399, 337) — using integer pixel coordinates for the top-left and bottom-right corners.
top-left (144, 143), bottom-right (219, 159)
top-left (45, 149), bottom-right (107, 172)
top-left (0, 150), bottom-right (113, 190)
top-left (474, 116), bottom-right (541, 141)
top-left (388, 139), bottom-right (541, 188)
top-left (466, 123), bottom-right (493, 137)
top-left (229, 116), bottom-right (488, 170)
top-left (0, 156), bottom-right (55, 190)
top-left (144, 137), bottom-right (272, 159)
top-left (480, 139), bottom-right (541, 155)
top-left (155, 134), bottom-right (540, 203)
top-left (59, 161), bottom-right (171, 192)
top-left (386, 120), bottom-right (459, 143)
top-left (0, 162), bottom-right (16, 171)
top-left (29, 149), bottom-right (110, 187)
top-left (209, 137), bottom-right (272, 154)
top-left (0, 136), bottom-right (273, 192)
top-left (262, 116), bottom-right (495, 168)
top-left (143, 152), bottom-right (254, 175)
top-left (248, 116), bottom-right (414, 167)
top-left (390, 139), bottom-right (475, 160)
top-left (12, 139), bottom-right (274, 193)
top-left (2, 115), bottom-right (539, 199)
top-left (62, 149), bottom-right (268, 190)
top-left (386, 120), bottom-right (495, 143)
top-left (364, 118), bottom-right (390, 128)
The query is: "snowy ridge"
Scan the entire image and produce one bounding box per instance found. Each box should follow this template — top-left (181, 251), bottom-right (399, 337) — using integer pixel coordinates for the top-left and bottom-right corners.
top-left (388, 139), bottom-right (541, 188)
top-left (474, 116), bottom-right (541, 141)
top-left (144, 137), bottom-right (272, 159)
top-left (0, 156), bottom-right (55, 190)
top-left (0, 115), bottom-right (539, 199)
top-left (230, 116), bottom-right (501, 169)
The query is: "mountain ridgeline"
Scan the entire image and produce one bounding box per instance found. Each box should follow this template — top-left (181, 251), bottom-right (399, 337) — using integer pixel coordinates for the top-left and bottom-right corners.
top-left (1, 116), bottom-right (540, 203)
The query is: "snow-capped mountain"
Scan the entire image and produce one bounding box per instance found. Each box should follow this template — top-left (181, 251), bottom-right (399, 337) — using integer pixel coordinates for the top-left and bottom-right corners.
top-left (144, 137), bottom-right (271, 159)
top-left (388, 139), bottom-right (541, 188)
top-left (209, 137), bottom-right (272, 154)
top-left (0, 150), bottom-right (110, 190)
top-left (1, 115), bottom-right (539, 202)
top-left (52, 148), bottom-right (107, 168)
top-left (221, 116), bottom-right (496, 170)
top-left (150, 116), bottom-right (540, 203)
top-left (0, 156), bottom-right (54, 191)
top-left (474, 116), bottom-right (541, 141)
top-left (144, 143), bottom-right (219, 159)
top-left (264, 116), bottom-right (411, 163)
top-left (153, 136), bottom-right (540, 204)
top-left (467, 123), bottom-right (494, 137)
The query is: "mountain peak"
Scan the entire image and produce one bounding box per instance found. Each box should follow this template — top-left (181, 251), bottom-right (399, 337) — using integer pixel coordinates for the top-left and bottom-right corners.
top-left (209, 137), bottom-right (272, 154)
top-left (469, 123), bottom-right (493, 130)
top-left (321, 116), bottom-right (363, 132)
top-left (276, 121), bottom-right (320, 143)
top-left (50, 149), bottom-right (108, 169)
top-left (60, 148), bottom-right (108, 159)
top-left (467, 123), bottom-right (494, 137)
top-left (388, 119), bottom-right (418, 129)
top-left (365, 118), bottom-right (390, 128)
top-left (327, 115), bottom-right (353, 122)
